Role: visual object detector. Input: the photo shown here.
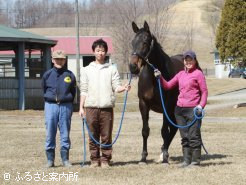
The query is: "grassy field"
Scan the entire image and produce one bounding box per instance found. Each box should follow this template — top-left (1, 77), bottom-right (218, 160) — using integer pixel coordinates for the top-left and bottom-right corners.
top-left (0, 111), bottom-right (245, 185)
top-left (0, 77), bottom-right (246, 185)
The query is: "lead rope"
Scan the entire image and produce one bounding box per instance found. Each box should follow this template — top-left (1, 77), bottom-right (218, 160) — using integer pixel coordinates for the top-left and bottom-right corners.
top-left (81, 74), bottom-right (132, 167)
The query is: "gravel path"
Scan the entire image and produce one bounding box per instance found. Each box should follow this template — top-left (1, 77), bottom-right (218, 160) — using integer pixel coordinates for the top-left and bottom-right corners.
top-left (206, 88), bottom-right (246, 110)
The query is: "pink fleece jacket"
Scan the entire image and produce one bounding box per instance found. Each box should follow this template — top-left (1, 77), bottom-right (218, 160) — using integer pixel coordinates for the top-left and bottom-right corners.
top-left (160, 68), bottom-right (208, 108)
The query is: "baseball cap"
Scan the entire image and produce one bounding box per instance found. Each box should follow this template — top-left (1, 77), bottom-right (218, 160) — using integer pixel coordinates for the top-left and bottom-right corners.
top-left (183, 50), bottom-right (196, 60)
top-left (52, 50), bottom-right (66, 59)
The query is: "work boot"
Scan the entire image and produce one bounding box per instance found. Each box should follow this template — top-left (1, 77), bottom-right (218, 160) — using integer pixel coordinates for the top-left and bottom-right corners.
top-left (46, 149), bottom-right (55, 168)
top-left (189, 148), bottom-right (201, 167)
top-left (179, 147), bottom-right (191, 168)
top-left (60, 149), bottom-right (72, 167)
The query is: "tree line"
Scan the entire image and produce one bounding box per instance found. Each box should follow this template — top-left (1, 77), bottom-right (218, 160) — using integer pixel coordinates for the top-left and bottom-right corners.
top-left (0, 0), bottom-right (180, 72)
top-left (0, 0), bottom-right (176, 29)
top-left (3, 0), bottom-right (243, 70)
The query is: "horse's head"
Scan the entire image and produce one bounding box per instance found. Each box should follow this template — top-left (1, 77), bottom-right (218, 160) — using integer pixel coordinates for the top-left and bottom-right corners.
top-left (129, 21), bottom-right (154, 74)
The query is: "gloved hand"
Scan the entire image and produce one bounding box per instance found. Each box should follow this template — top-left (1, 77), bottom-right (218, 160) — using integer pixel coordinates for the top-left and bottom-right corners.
top-left (154, 69), bottom-right (161, 78)
top-left (194, 105), bottom-right (203, 115)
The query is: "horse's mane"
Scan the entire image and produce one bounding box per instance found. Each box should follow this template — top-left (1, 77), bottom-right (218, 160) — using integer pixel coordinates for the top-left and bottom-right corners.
top-left (150, 35), bottom-right (173, 80)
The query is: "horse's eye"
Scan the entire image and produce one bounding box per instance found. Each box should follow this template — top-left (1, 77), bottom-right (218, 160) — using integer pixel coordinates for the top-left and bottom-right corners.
top-left (143, 42), bottom-right (148, 47)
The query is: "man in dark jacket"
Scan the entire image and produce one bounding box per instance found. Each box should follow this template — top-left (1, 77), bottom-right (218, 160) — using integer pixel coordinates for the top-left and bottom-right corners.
top-left (42, 50), bottom-right (76, 167)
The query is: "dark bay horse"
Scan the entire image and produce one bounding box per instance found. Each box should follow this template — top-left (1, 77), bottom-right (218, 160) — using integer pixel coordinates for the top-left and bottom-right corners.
top-left (129, 21), bottom-right (184, 164)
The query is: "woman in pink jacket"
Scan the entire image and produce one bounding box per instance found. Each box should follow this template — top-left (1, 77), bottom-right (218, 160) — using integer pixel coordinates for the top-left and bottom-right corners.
top-left (154, 50), bottom-right (208, 167)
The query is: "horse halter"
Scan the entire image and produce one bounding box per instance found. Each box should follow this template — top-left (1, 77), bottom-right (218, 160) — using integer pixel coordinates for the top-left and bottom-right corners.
top-left (132, 35), bottom-right (155, 63)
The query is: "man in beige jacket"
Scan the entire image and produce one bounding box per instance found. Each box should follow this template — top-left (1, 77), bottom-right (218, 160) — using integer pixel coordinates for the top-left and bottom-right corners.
top-left (79, 39), bottom-right (130, 168)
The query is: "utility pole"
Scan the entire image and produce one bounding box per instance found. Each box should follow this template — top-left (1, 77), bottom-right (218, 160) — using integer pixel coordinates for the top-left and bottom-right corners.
top-left (75, 0), bottom-right (81, 104)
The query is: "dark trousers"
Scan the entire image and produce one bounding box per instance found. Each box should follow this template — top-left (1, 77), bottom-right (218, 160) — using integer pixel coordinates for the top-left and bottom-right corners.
top-left (174, 106), bottom-right (202, 149)
top-left (85, 108), bottom-right (113, 163)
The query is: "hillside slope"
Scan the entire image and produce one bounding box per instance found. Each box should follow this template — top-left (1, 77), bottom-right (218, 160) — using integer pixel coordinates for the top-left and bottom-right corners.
top-left (166, 0), bottom-right (216, 68)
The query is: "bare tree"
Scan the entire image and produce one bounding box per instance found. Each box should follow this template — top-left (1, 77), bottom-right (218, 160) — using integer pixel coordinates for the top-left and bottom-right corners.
top-left (25, 0), bottom-right (41, 28)
top-left (182, 13), bottom-right (194, 51)
top-left (0, 0), bottom-right (8, 25)
top-left (13, 0), bottom-right (42, 28)
top-left (107, 0), bottom-right (144, 72)
top-left (205, 0), bottom-right (224, 49)
top-left (13, 0), bottom-right (26, 28)
top-left (12, 0), bottom-right (74, 28)
top-left (105, 0), bottom-right (176, 72)
top-left (144, 0), bottom-right (175, 46)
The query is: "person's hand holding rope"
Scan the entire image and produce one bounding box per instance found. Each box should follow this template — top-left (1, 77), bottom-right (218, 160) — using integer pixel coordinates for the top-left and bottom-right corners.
top-left (116, 84), bottom-right (131, 93)
top-left (194, 105), bottom-right (202, 114)
top-left (154, 69), bottom-right (161, 78)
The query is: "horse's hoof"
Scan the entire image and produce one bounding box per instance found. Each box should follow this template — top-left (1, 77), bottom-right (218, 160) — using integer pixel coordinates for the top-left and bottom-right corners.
top-left (139, 158), bottom-right (147, 165)
top-left (139, 161), bottom-right (147, 165)
top-left (163, 162), bottom-right (170, 167)
top-left (155, 153), bottom-right (163, 163)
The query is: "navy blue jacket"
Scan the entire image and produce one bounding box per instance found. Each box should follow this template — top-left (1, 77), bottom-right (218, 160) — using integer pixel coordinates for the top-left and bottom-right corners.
top-left (42, 67), bottom-right (76, 103)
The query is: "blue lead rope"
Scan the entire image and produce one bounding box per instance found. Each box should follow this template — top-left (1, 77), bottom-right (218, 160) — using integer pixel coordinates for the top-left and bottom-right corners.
top-left (157, 77), bottom-right (208, 154)
top-left (81, 74), bottom-right (132, 166)
top-left (157, 78), bottom-right (204, 129)
top-left (146, 60), bottom-right (204, 128)
top-left (81, 119), bottom-right (86, 167)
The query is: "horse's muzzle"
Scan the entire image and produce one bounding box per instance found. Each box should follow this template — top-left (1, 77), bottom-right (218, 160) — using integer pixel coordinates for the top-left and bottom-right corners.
top-left (129, 55), bottom-right (140, 74)
top-left (129, 63), bottom-right (139, 74)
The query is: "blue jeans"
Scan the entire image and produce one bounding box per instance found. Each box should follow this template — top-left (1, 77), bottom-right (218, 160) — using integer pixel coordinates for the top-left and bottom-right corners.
top-left (44, 102), bottom-right (73, 151)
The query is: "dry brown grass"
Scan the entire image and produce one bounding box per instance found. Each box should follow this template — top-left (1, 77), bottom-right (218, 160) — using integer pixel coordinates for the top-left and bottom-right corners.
top-left (206, 78), bottom-right (246, 96)
top-left (206, 106), bottom-right (246, 117)
top-left (0, 111), bottom-right (246, 185)
top-left (1, 77), bottom-right (246, 184)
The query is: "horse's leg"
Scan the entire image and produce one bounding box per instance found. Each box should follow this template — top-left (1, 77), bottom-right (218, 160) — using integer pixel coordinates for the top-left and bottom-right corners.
top-left (161, 114), bottom-right (178, 164)
top-left (139, 99), bottom-right (150, 163)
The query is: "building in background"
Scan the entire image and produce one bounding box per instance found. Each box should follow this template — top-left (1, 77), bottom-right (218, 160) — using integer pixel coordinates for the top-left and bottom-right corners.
top-left (0, 26), bottom-right (114, 110)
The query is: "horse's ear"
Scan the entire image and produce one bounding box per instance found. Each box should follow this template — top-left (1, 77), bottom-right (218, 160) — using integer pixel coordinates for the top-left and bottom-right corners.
top-left (132, 21), bottom-right (139, 33)
top-left (143, 21), bottom-right (150, 32)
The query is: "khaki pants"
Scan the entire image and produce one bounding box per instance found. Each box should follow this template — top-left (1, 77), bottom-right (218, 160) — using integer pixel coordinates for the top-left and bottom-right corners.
top-left (85, 108), bottom-right (113, 163)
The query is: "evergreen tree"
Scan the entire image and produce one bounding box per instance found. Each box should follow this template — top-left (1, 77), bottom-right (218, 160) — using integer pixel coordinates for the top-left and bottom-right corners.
top-left (216, 0), bottom-right (246, 67)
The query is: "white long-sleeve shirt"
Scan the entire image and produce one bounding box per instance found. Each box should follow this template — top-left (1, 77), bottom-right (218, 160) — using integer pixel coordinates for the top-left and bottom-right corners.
top-left (80, 62), bottom-right (122, 108)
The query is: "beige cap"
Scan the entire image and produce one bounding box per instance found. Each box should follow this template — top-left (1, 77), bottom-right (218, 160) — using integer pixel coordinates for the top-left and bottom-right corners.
top-left (52, 50), bottom-right (66, 59)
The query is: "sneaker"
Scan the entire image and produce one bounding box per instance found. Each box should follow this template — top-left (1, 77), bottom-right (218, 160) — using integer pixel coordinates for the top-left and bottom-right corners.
top-left (90, 161), bottom-right (99, 168)
top-left (101, 162), bottom-right (110, 169)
